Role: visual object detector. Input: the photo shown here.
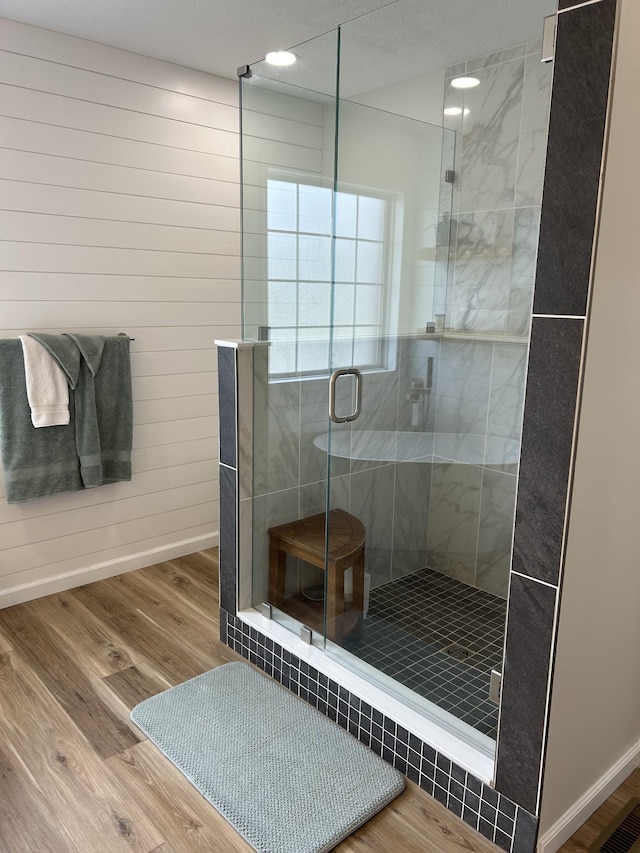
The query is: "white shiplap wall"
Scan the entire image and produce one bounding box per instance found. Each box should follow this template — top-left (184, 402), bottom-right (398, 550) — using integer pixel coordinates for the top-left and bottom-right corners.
top-left (0, 18), bottom-right (241, 605)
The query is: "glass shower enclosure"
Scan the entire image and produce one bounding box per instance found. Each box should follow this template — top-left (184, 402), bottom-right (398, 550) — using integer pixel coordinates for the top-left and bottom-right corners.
top-left (241, 0), bottom-right (556, 754)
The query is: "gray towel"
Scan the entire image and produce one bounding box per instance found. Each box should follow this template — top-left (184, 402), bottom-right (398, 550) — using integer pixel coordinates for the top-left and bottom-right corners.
top-left (66, 333), bottom-right (104, 486)
top-left (30, 333), bottom-right (132, 488)
top-left (29, 332), bottom-right (102, 486)
top-left (26, 333), bottom-right (82, 389)
top-left (88, 335), bottom-right (133, 485)
top-left (0, 339), bottom-right (82, 503)
top-left (0, 334), bottom-right (133, 503)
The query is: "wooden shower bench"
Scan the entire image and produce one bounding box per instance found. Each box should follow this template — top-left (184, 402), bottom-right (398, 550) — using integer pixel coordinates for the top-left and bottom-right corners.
top-left (268, 508), bottom-right (366, 644)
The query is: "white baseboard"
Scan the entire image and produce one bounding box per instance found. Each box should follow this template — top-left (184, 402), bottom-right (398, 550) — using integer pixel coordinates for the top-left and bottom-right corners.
top-left (537, 736), bottom-right (640, 853)
top-left (0, 532), bottom-right (219, 609)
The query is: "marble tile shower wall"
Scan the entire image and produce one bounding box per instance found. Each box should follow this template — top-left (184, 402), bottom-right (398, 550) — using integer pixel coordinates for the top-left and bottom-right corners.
top-left (427, 338), bottom-right (526, 598)
top-left (423, 39), bottom-right (552, 598)
top-left (444, 39), bottom-right (552, 338)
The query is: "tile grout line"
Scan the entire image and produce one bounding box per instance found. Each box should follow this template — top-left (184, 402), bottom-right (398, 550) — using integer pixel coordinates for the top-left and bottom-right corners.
top-left (558, 0), bottom-right (605, 13)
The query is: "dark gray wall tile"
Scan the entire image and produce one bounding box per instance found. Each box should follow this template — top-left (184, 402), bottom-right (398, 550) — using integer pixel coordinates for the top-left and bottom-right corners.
top-left (218, 346), bottom-right (237, 468)
top-left (512, 317), bottom-right (583, 584)
top-left (219, 608), bottom-right (228, 644)
top-left (495, 575), bottom-right (557, 813)
top-left (512, 807), bottom-right (538, 853)
top-left (495, 828), bottom-right (511, 852)
top-left (533, 0), bottom-right (617, 315)
top-left (219, 463), bottom-right (237, 613)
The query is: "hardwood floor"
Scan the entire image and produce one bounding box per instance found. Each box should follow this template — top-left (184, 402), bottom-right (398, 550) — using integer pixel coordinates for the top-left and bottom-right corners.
top-left (0, 549), bottom-right (501, 852)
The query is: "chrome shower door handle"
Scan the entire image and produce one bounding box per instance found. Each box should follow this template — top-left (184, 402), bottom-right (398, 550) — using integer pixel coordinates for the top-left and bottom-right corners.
top-left (328, 368), bottom-right (362, 424)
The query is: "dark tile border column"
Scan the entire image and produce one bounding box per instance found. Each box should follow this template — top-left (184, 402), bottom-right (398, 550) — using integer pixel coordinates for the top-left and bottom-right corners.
top-left (511, 318), bottom-right (584, 586)
top-left (217, 343), bottom-right (239, 619)
top-left (495, 0), bottom-right (618, 826)
top-left (216, 340), bottom-right (254, 628)
top-left (534, 0), bottom-right (617, 316)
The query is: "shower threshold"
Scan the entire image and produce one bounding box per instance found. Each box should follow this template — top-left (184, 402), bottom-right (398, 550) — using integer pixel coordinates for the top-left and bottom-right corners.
top-left (236, 604), bottom-right (496, 781)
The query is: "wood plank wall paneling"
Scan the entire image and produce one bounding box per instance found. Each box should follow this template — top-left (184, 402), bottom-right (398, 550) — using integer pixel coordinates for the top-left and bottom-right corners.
top-left (0, 18), bottom-right (241, 605)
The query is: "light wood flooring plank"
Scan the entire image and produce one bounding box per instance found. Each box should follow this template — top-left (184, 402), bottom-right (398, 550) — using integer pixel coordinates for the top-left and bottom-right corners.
top-left (0, 604), bottom-right (141, 760)
top-left (338, 781), bottom-right (498, 853)
top-left (0, 738), bottom-right (77, 853)
top-left (102, 569), bottom-right (223, 668)
top-left (103, 663), bottom-right (172, 710)
top-left (70, 575), bottom-right (141, 623)
top-left (157, 548), bottom-right (219, 589)
top-left (24, 589), bottom-right (142, 677)
top-left (0, 624), bottom-right (12, 654)
top-left (71, 565), bottom-right (233, 678)
top-left (70, 578), bottom-right (216, 686)
top-left (0, 650), bottom-right (163, 853)
top-left (103, 608), bottom-right (211, 686)
top-left (107, 741), bottom-right (253, 852)
top-left (140, 554), bottom-right (218, 610)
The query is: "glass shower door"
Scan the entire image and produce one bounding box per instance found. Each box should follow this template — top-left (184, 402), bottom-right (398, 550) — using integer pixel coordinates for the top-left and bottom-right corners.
top-left (323, 97), bottom-right (456, 665)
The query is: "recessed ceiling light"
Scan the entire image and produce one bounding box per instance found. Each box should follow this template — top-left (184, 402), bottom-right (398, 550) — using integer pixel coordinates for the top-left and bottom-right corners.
top-left (450, 76), bottom-right (480, 89)
top-left (444, 107), bottom-right (470, 116)
top-left (265, 50), bottom-right (297, 67)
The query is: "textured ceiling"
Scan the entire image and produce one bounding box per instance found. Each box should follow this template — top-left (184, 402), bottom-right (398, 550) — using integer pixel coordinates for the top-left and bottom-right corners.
top-left (0, 0), bottom-right (398, 79)
top-left (0, 0), bottom-right (557, 90)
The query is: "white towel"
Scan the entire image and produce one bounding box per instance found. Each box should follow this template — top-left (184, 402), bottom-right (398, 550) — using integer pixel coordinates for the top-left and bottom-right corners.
top-left (19, 335), bottom-right (70, 427)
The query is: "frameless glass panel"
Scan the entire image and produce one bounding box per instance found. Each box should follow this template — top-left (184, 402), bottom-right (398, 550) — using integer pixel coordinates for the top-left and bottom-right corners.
top-left (267, 234), bottom-right (297, 280)
top-left (335, 192), bottom-right (357, 238)
top-left (357, 196), bottom-right (386, 241)
top-left (242, 30), bottom-right (339, 640)
top-left (298, 185), bottom-right (332, 234)
top-left (267, 181), bottom-right (297, 231)
top-left (334, 238), bottom-right (357, 281)
top-left (298, 235), bottom-right (332, 282)
top-left (323, 92), bottom-right (480, 738)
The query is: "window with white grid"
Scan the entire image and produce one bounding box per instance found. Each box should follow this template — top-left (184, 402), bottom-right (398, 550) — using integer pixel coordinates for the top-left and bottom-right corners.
top-left (266, 179), bottom-right (390, 377)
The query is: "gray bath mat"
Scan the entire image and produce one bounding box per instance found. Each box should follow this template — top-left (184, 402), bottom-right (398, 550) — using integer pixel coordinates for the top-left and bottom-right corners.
top-left (130, 662), bottom-right (404, 853)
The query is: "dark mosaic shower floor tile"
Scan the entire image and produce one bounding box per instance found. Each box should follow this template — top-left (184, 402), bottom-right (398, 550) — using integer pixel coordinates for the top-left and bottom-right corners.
top-left (344, 567), bottom-right (507, 738)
